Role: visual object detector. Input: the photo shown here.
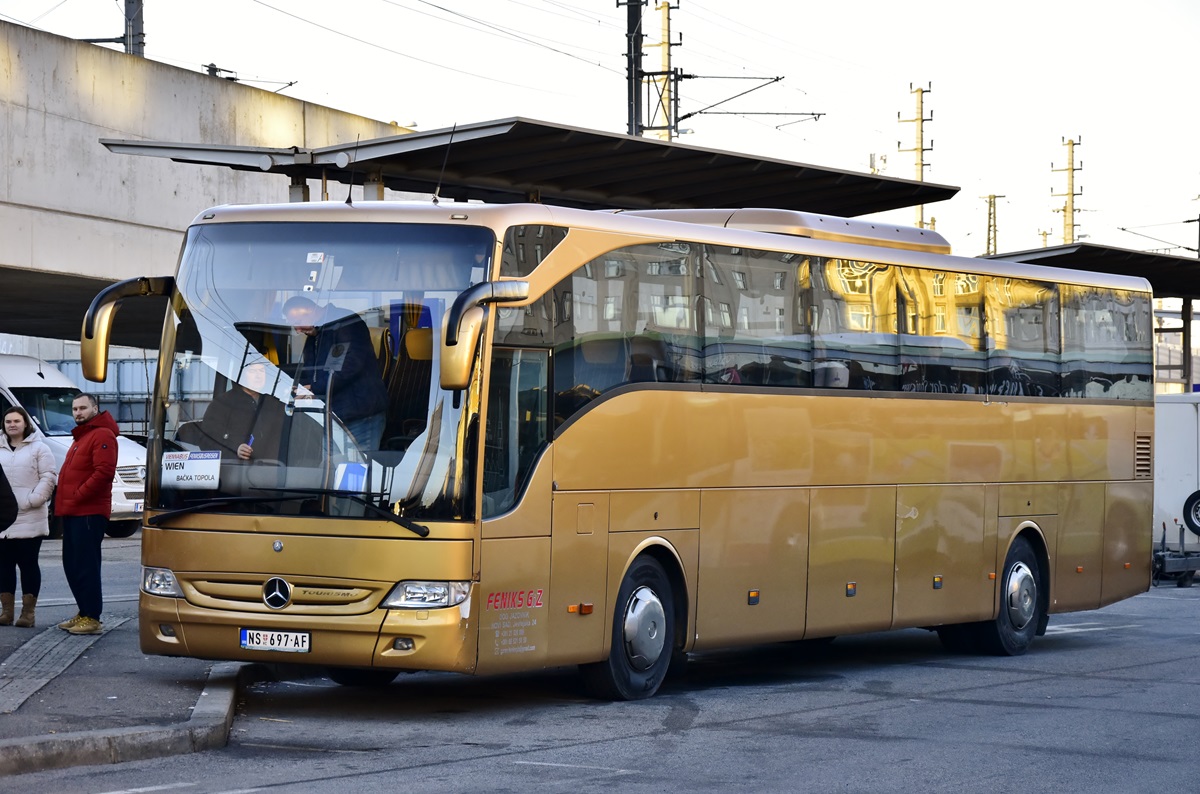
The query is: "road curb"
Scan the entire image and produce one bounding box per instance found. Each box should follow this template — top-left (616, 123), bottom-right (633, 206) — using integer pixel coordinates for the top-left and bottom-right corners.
top-left (0, 661), bottom-right (252, 777)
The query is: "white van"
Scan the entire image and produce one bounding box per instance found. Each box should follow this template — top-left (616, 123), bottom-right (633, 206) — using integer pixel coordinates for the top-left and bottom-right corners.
top-left (0, 355), bottom-right (145, 537)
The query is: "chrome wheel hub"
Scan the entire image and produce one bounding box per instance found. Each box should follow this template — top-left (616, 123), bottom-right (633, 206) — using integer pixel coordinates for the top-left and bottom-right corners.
top-left (622, 585), bottom-right (666, 670)
top-left (1005, 561), bottom-right (1037, 631)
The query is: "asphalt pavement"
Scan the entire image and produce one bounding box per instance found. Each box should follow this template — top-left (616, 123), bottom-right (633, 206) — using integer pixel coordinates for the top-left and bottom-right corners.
top-left (0, 535), bottom-right (245, 777)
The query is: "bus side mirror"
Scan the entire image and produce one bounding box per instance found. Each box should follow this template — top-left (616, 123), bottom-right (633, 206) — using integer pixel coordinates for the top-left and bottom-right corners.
top-left (440, 306), bottom-right (486, 391)
top-left (81, 276), bottom-right (175, 382)
top-left (439, 280), bottom-right (530, 391)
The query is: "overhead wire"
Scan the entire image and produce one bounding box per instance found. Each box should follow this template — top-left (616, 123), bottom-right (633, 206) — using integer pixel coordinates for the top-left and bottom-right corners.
top-left (250, 0), bottom-right (568, 91)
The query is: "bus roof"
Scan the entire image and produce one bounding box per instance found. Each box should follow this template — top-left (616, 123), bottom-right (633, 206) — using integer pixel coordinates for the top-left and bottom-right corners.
top-left (191, 201), bottom-right (1153, 296)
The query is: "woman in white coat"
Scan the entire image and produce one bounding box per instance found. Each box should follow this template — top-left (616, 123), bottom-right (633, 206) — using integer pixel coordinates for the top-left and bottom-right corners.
top-left (0, 406), bottom-right (58, 627)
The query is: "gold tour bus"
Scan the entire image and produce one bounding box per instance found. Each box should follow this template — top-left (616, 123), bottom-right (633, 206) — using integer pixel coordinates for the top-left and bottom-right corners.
top-left (81, 202), bottom-right (1153, 698)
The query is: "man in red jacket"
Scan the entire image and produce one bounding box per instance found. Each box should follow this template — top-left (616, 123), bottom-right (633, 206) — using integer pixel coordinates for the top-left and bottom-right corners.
top-left (54, 393), bottom-right (118, 635)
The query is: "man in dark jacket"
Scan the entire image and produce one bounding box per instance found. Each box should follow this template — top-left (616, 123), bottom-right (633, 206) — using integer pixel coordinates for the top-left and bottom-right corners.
top-left (54, 393), bottom-right (118, 635)
top-left (283, 296), bottom-right (388, 450)
top-left (200, 360), bottom-right (286, 462)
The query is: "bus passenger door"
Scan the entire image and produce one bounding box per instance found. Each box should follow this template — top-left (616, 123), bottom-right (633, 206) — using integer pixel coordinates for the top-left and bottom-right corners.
top-left (546, 492), bottom-right (610, 666)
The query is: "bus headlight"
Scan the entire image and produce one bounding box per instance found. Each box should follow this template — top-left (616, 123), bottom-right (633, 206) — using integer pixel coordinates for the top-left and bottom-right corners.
top-left (381, 581), bottom-right (470, 609)
top-left (142, 566), bottom-right (183, 598)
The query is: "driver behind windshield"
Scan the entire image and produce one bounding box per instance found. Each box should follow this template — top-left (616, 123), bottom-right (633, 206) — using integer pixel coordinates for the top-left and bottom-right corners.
top-left (282, 296), bottom-right (388, 451)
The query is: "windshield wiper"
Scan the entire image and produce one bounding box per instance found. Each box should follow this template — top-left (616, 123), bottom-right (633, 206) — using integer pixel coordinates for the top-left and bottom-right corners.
top-left (252, 487), bottom-right (430, 538)
top-left (146, 495), bottom-right (311, 526)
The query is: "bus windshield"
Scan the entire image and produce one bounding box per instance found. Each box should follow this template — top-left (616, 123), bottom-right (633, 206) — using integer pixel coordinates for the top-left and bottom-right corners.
top-left (155, 221), bottom-right (493, 524)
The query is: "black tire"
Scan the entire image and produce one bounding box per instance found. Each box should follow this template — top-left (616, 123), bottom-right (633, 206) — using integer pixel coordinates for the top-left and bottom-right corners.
top-left (977, 536), bottom-right (1043, 656)
top-left (105, 520), bottom-right (140, 539)
top-left (936, 623), bottom-right (981, 654)
top-left (580, 555), bottom-right (676, 701)
top-left (1176, 571), bottom-right (1196, 589)
top-left (1183, 491), bottom-right (1200, 536)
top-left (326, 667), bottom-right (399, 687)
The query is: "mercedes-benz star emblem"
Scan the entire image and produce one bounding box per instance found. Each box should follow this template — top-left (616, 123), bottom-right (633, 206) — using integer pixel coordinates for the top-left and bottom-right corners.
top-left (262, 577), bottom-right (292, 610)
top-left (273, 540), bottom-right (283, 552)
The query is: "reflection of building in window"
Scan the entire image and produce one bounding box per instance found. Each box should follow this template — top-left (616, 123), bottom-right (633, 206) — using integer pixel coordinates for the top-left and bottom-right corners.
top-left (957, 306), bottom-right (981, 338)
top-left (935, 305), bottom-right (947, 332)
top-left (956, 274), bottom-right (979, 294)
top-left (646, 260), bottom-right (688, 276)
top-left (705, 261), bottom-right (722, 284)
top-left (775, 308), bottom-right (786, 332)
top-left (656, 295), bottom-right (690, 329)
top-left (848, 305), bottom-right (872, 331)
top-left (774, 271), bottom-right (786, 290)
top-left (604, 260), bottom-right (623, 278)
top-left (719, 302), bottom-right (733, 329)
top-left (733, 271), bottom-right (748, 290)
top-left (837, 260), bottom-right (874, 294)
top-left (603, 296), bottom-right (621, 321)
top-left (737, 306), bottom-right (751, 331)
top-left (933, 273), bottom-right (946, 296)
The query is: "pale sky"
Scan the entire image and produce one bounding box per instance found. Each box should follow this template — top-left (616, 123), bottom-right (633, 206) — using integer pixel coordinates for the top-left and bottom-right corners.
top-left (4, 0), bottom-right (1198, 258)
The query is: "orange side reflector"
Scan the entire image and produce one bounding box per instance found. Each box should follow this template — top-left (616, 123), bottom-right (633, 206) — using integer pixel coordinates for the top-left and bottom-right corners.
top-left (1124, 562), bottom-right (1132, 569)
top-left (580, 603), bottom-right (594, 615)
top-left (567, 604), bottom-right (578, 613)
top-left (1076, 566), bottom-right (1084, 573)
top-left (988, 572), bottom-right (996, 580)
top-left (845, 582), bottom-right (857, 597)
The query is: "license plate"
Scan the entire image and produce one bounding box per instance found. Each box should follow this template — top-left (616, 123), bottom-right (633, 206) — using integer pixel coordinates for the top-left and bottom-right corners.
top-left (134, 501), bottom-right (144, 513)
top-left (240, 628), bottom-right (311, 653)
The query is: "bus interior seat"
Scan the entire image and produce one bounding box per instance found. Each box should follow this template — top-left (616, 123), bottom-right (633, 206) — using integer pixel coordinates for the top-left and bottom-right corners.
top-left (628, 336), bottom-right (672, 382)
top-left (369, 326), bottom-right (394, 381)
top-left (574, 336), bottom-right (629, 392)
top-left (404, 328), bottom-right (433, 360)
top-left (382, 327), bottom-right (433, 450)
top-left (766, 356), bottom-right (803, 386)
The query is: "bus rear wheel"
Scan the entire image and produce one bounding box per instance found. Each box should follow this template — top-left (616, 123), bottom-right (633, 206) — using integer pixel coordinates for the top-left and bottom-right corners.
top-left (326, 667), bottom-right (399, 687)
top-left (580, 555), bottom-right (675, 701)
top-left (978, 536), bottom-right (1043, 656)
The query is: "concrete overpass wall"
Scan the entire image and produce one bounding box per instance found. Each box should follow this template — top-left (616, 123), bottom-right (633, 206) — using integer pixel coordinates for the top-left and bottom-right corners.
top-left (0, 21), bottom-right (412, 357)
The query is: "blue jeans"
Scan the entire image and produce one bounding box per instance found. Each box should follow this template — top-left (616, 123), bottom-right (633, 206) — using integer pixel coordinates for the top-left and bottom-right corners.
top-left (345, 412), bottom-right (386, 452)
top-left (62, 515), bottom-right (107, 620)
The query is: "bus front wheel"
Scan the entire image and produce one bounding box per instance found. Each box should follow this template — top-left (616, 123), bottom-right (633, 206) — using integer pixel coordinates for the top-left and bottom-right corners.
top-left (580, 555), bottom-right (675, 701)
top-left (978, 536), bottom-right (1043, 656)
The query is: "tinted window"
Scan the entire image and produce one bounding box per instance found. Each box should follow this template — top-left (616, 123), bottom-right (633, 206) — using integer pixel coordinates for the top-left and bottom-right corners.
top-left (1061, 285), bottom-right (1153, 399)
top-left (702, 247), bottom-right (811, 387)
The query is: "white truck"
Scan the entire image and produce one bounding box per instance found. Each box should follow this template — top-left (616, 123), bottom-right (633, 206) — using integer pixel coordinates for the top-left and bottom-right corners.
top-left (1153, 393), bottom-right (1200, 585)
top-left (0, 355), bottom-right (145, 537)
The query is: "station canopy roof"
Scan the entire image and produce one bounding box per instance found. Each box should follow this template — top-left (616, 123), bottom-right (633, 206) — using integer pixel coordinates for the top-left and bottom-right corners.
top-left (989, 243), bottom-right (1200, 300)
top-left (102, 116), bottom-right (959, 217)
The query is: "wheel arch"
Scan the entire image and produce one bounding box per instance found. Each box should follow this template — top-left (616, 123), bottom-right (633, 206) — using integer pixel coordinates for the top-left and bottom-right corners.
top-left (1005, 520), bottom-right (1051, 636)
top-left (618, 537), bottom-right (691, 656)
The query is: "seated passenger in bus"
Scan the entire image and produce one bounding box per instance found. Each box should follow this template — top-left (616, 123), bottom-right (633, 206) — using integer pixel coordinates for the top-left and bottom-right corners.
top-left (199, 360), bottom-right (286, 462)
